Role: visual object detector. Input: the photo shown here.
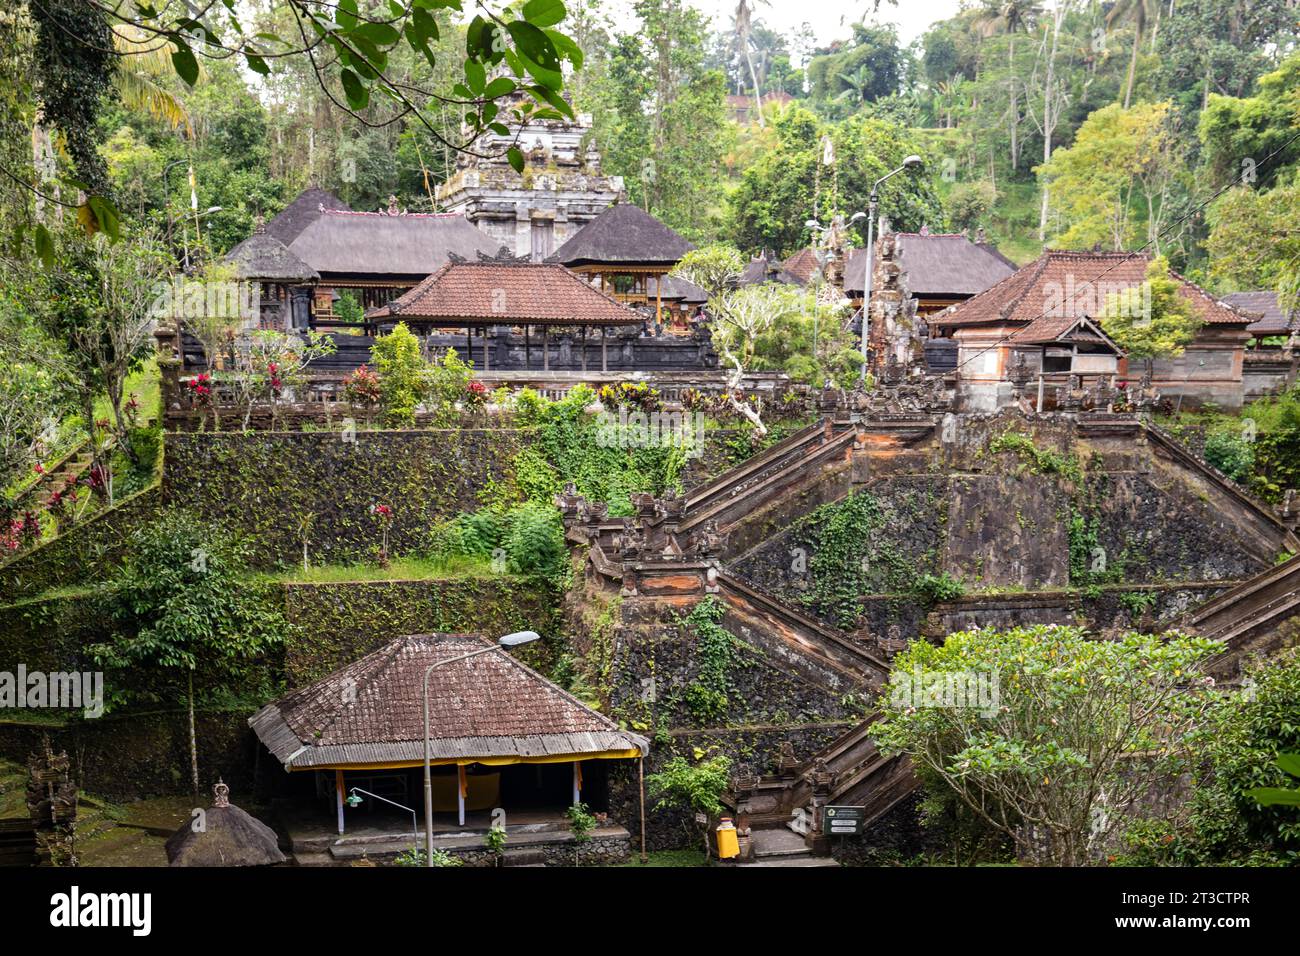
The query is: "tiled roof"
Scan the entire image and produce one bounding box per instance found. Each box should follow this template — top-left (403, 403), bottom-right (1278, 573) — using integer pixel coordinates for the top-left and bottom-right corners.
top-left (367, 260), bottom-right (644, 325)
top-left (547, 202), bottom-right (695, 267)
top-left (781, 247), bottom-right (823, 285)
top-left (1011, 315), bottom-right (1122, 352)
top-left (931, 250), bottom-right (1254, 330)
top-left (287, 208), bottom-right (498, 277)
top-left (249, 634), bottom-right (648, 769)
top-left (843, 232), bottom-right (1016, 296)
top-left (1222, 291), bottom-right (1294, 336)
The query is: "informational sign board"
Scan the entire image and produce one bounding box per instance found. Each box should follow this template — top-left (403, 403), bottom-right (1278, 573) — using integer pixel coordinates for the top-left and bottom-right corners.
top-left (822, 805), bottom-right (866, 836)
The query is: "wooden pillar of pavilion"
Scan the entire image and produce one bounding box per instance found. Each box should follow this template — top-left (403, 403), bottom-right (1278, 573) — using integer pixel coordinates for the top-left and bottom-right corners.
top-left (572, 761), bottom-right (582, 806)
top-left (335, 769), bottom-right (345, 834)
top-left (457, 765), bottom-right (467, 826)
top-left (542, 325), bottom-right (549, 372)
top-left (601, 326), bottom-right (608, 372)
top-left (581, 325), bottom-right (588, 373)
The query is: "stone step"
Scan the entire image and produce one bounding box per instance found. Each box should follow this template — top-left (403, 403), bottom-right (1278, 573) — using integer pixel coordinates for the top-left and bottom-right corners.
top-left (739, 855), bottom-right (841, 868)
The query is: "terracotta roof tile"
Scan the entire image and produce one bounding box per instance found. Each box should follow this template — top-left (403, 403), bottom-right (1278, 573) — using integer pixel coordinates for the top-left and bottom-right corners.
top-left (250, 634), bottom-right (647, 769)
top-left (367, 260), bottom-right (644, 325)
top-left (931, 250), bottom-right (1254, 330)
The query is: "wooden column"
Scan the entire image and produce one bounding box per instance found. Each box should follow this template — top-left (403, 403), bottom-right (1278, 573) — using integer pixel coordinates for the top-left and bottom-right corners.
top-left (335, 769), bottom-right (345, 835)
top-left (581, 325), bottom-right (588, 373)
top-left (542, 325), bottom-right (549, 372)
top-left (572, 761), bottom-right (582, 806)
top-left (601, 326), bottom-right (608, 372)
top-left (483, 326), bottom-right (490, 372)
top-left (457, 765), bottom-right (467, 827)
top-left (524, 325), bottom-right (530, 369)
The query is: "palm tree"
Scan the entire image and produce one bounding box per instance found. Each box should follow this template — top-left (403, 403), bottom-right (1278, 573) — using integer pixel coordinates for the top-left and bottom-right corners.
top-left (111, 25), bottom-right (194, 137)
top-left (834, 64), bottom-right (877, 106)
top-left (733, 0), bottom-right (767, 127)
top-left (973, 0), bottom-right (1042, 171)
top-left (1106, 0), bottom-right (1161, 109)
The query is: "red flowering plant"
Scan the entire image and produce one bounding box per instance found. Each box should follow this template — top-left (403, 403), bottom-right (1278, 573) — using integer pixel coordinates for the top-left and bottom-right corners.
top-left (463, 379), bottom-right (489, 411)
top-left (343, 364), bottom-right (382, 407)
top-left (81, 462), bottom-right (109, 501)
top-left (18, 510), bottom-right (40, 545)
top-left (124, 393), bottom-right (141, 427)
top-left (369, 502), bottom-right (394, 566)
top-left (186, 373), bottom-right (214, 408)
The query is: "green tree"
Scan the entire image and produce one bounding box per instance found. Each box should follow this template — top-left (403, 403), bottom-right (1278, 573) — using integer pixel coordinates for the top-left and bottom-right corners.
top-left (728, 107), bottom-right (942, 256)
top-left (670, 244), bottom-right (746, 300)
top-left (1105, 0), bottom-right (1161, 109)
top-left (1099, 256), bottom-right (1202, 371)
top-left (90, 513), bottom-right (287, 794)
top-left (647, 754), bottom-right (732, 853)
top-left (584, 0), bottom-right (729, 238)
top-left (972, 1), bottom-right (1042, 171)
top-left (1037, 101), bottom-right (1181, 251)
top-left (1119, 651), bottom-right (1300, 865)
top-left (873, 624), bottom-right (1221, 866)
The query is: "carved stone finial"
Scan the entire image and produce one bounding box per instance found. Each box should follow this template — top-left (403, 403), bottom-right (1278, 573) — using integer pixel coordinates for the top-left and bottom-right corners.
top-left (213, 778), bottom-right (230, 809)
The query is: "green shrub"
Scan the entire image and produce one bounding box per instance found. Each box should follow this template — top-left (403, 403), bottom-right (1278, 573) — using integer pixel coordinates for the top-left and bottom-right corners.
top-left (1203, 430), bottom-right (1256, 482)
top-left (502, 501), bottom-right (565, 579)
top-left (371, 322), bottom-right (426, 427)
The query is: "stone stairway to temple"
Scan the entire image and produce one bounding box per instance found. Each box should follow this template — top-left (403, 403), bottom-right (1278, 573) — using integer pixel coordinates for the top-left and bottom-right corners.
top-left (1185, 552), bottom-right (1300, 675)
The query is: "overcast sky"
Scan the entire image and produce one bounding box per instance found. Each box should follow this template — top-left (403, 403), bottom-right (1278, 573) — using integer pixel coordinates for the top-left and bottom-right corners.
top-left (608, 0), bottom-right (967, 52)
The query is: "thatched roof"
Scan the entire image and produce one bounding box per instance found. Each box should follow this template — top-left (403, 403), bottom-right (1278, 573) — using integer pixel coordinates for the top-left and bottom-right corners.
top-left (738, 252), bottom-right (803, 287)
top-left (1222, 291), bottom-right (1293, 337)
top-left (367, 259), bottom-right (645, 326)
top-left (265, 187), bottom-right (351, 244)
top-left (287, 209), bottom-right (498, 278)
top-left (224, 225), bottom-right (319, 282)
top-left (647, 274), bottom-right (709, 304)
top-left (844, 232), bottom-right (1016, 297)
top-left (547, 203), bottom-right (694, 267)
top-left (164, 781), bottom-right (285, 867)
top-left (250, 634), bottom-right (648, 770)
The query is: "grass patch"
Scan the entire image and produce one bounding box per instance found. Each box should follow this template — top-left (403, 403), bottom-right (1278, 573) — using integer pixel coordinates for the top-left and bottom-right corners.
top-left (618, 848), bottom-right (710, 867)
top-left (268, 553), bottom-right (509, 585)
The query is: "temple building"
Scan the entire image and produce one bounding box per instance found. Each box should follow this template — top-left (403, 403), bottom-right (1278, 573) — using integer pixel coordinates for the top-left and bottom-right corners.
top-left (930, 250), bottom-right (1254, 411)
top-left (249, 633), bottom-right (647, 851)
top-left (366, 253), bottom-right (642, 372)
top-left (547, 203), bottom-right (696, 321)
top-left (232, 189), bottom-right (500, 330)
top-left (436, 96), bottom-right (624, 261)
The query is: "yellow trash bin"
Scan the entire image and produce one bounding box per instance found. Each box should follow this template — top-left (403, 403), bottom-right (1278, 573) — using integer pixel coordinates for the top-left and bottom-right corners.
top-left (716, 817), bottom-right (740, 859)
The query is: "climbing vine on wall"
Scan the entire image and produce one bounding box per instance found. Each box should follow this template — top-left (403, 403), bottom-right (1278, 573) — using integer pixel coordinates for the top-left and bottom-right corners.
top-left (676, 596), bottom-right (740, 726)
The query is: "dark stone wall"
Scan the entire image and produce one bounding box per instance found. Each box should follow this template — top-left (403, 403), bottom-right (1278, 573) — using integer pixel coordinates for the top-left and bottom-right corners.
top-left (281, 577), bottom-right (554, 685)
top-left (585, 596), bottom-right (859, 851)
top-left (163, 429), bottom-right (526, 567)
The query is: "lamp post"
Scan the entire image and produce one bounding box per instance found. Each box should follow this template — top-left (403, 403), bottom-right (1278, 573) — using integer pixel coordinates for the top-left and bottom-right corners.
top-left (422, 631), bottom-right (540, 868)
top-left (858, 155), bottom-right (924, 387)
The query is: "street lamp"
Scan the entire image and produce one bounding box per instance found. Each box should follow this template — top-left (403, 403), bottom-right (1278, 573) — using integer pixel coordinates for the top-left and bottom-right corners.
top-left (421, 631), bottom-right (540, 867)
top-left (858, 154), bottom-right (923, 386)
